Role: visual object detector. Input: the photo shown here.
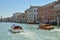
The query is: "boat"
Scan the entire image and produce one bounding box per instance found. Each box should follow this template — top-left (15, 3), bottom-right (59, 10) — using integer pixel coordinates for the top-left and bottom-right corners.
top-left (10, 24), bottom-right (23, 33)
top-left (39, 23), bottom-right (54, 30)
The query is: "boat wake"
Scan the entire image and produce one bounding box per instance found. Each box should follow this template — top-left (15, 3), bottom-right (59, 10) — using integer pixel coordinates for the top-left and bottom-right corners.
top-left (50, 29), bottom-right (60, 32)
top-left (7, 30), bottom-right (33, 35)
top-left (7, 30), bottom-right (38, 40)
top-left (7, 29), bottom-right (24, 35)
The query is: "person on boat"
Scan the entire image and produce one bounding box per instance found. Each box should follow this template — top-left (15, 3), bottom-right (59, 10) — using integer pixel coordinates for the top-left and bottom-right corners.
top-left (11, 24), bottom-right (15, 28)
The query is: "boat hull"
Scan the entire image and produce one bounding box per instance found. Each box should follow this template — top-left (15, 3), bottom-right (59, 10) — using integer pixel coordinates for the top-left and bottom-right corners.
top-left (8, 28), bottom-right (23, 33)
top-left (39, 23), bottom-right (54, 30)
top-left (11, 28), bottom-right (23, 33)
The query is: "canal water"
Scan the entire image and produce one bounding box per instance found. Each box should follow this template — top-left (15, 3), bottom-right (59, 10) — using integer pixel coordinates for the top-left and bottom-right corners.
top-left (0, 22), bottom-right (60, 40)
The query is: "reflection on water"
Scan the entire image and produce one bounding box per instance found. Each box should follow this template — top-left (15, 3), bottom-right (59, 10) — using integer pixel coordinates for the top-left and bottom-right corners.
top-left (0, 22), bottom-right (60, 40)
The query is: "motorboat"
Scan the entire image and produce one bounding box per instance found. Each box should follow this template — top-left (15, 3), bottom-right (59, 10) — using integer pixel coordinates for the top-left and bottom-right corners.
top-left (10, 24), bottom-right (23, 33)
top-left (39, 23), bottom-right (54, 30)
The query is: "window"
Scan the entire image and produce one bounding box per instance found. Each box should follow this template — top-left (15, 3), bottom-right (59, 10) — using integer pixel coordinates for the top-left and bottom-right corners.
top-left (34, 10), bottom-right (37, 12)
top-left (33, 9), bottom-right (38, 13)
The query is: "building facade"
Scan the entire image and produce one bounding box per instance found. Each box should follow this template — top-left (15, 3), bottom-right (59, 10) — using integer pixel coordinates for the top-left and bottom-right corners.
top-left (25, 6), bottom-right (40, 23)
top-left (38, 1), bottom-right (59, 23)
top-left (54, 3), bottom-right (60, 21)
top-left (13, 12), bottom-right (24, 22)
top-left (17, 13), bottom-right (26, 23)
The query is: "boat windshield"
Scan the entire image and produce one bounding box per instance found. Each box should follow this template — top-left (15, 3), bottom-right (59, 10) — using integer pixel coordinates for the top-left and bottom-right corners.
top-left (11, 24), bottom-right (15, 28)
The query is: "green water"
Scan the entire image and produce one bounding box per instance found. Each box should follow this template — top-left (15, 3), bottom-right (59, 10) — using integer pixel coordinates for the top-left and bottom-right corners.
top-left (0, 22), bottom-right (60, 40)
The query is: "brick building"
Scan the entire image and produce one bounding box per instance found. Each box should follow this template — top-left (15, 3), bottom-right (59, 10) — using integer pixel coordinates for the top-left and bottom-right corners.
top-left (38, 1), bottom-right (59, 23)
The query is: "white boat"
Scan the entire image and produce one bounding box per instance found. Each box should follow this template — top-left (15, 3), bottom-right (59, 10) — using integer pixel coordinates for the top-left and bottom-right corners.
top-left (10, 24), bottom-right (23, 33)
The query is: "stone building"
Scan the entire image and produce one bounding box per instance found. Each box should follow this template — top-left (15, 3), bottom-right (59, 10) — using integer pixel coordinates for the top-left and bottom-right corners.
top-left (17, 13), bottom-right (26, 23)
top-left (13, 12), bottom-right (24, 22)
top-left (25, 6), bottom-right (40, 23)
top-left (54, 3), bottom-right (60, 22)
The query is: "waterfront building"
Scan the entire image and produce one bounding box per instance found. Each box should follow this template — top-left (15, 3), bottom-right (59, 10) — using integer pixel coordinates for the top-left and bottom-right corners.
top-left (17, 13), bottom-right (26, 23)
top-left (25, 6), bottom-right (40, 23)
top-left (2, 18), bottom-right (9, 22)
top-left (54, 3), bottom-right (60, 22)
top-left (2, 17), bottom-right (12, 22)
top-left (13, 12), bottom-right (23, 22)
top-left (38, 1), bottom-right (59, 23)
top-left (24, 10), bottom-right (28, 23)
top-left (13, 12), bottom-right (26, 23)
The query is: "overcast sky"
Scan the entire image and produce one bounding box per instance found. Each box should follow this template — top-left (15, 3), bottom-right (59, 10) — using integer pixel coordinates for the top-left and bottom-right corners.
top-left (0, 0), bottom-right (57, 18)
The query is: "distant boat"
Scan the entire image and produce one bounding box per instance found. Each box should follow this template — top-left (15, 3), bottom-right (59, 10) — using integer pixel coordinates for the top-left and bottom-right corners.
top-left (10, 24), bottom-right (23, 33)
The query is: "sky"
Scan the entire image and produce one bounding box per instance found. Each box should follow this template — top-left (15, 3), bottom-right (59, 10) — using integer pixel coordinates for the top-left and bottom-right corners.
top-left (0, 0), bottom-right (57, 18)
